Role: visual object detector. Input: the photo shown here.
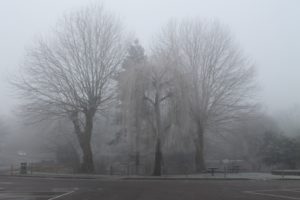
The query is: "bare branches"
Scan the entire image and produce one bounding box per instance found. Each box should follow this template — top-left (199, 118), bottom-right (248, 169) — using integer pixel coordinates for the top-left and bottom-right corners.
top-left (16, 5), bottom-right (126, 123)
top-left (157, 19), bottom-right (256, 132)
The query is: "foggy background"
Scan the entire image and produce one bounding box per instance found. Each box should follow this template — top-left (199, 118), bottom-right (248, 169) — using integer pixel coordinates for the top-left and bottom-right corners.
top-left (0, 0), bottom-right (300, 116)
top-left (0, 0), bottom-right (300, 175)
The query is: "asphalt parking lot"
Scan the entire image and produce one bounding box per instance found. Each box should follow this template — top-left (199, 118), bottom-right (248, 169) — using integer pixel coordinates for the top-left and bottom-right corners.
top-left (1, 176), bottom-right (300, 199)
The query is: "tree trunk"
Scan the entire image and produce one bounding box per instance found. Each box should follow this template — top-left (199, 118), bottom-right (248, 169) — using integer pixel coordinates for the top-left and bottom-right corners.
top-left (153, 138), bottom-right (162, 176)
top-left (194, 123), bottom-right (205, 172)
top-left (80, 138), bottom-right (95, 173)
top-left (135, 150), bottom-right (140, 175)
top-left (152, 92), bottom-right (163, 176)
top-left (72, 111), bottom-right (95, 174)
top-left (134, 114), bottom-right (140, 175)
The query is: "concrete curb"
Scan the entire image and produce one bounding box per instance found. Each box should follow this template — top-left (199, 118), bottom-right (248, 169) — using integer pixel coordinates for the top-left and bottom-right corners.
top-left (3, 173), bottom-right (300, 181)
top-left (121, 177), bottom-right (251, 181)
top-left (0, 174), bottom-right (121, 180)
top-left (5, 174), bottom-right (253, 181)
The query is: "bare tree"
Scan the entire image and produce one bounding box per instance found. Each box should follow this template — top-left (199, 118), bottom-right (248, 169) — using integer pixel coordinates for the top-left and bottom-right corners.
top-left (157, 20), bottom-right (256, 172)
top-left (15, 5), bottom-right (126, 173)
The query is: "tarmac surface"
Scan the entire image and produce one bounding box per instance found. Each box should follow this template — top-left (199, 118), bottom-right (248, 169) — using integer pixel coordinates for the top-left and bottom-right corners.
top-left (1, 176), bottom-right (300, 199)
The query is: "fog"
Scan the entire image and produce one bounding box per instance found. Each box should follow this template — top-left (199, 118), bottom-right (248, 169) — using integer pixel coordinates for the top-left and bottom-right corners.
top-left (0, 0), bottom-right (300, 175)
top-left (1, 0), bottom-right (300, 115)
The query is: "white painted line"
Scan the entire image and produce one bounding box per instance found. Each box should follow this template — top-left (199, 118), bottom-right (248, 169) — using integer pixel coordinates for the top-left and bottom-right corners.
top-left (10, 176), bottom-right (100, 182)
top-left (244, 191), bottom-right (300, 200)
top-left (247, 189), bottom-right (300, 192)
top-left (48, 190), bottom-right (75, 200)
top-left (284, 190), bottom-right (300, 193)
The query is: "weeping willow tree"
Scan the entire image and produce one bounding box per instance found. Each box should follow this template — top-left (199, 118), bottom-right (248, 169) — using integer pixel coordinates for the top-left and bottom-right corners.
top-left (117, 39), bottom-right (148, 174)
top-left (141, 62), bottom-right (173, 176)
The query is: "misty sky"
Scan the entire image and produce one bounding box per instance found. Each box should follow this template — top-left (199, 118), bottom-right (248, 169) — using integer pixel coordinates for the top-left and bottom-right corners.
top-left (0, 0), bottom-right (299, 116)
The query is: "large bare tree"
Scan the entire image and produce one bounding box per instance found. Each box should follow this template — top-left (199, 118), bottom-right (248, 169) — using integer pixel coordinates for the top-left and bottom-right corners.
top-left (15, 5), bottom-right (126, 173)
top-left (157, 20), bottom-right (256, 172)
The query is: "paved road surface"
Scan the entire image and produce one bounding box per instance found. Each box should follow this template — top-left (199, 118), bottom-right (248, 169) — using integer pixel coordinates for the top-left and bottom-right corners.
top-left (1, 176), bottom-right (300, 199)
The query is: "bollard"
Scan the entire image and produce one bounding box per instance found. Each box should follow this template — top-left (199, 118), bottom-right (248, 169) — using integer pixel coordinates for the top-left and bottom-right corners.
top-left (20, 162), bottom-right (27, 174)
top-left (10, 165), bottom-right (14, 176)
top-left (110, 166), bottom-right (113, 175)
top-left (224, 167), bottom-right (227, 178)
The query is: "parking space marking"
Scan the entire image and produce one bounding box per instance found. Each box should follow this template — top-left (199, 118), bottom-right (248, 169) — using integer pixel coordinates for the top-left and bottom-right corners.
top-left (246, 189), bottom-right (300, 192)
top-left (0, 192), bottom-right (61, 199)
top-left (244, 189), bottom-right (300, 200)
top-left (48, 190), bottom-right (75, 200)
